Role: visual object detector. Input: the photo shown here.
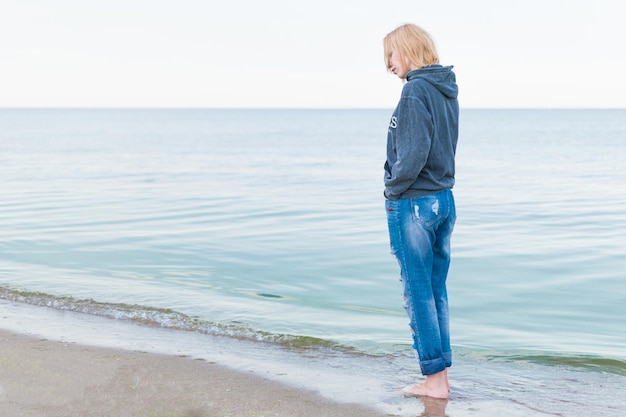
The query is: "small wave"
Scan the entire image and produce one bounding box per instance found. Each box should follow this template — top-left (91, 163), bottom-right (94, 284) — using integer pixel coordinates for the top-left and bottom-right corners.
top-left (482, 351), bottom-right (626, 377)
top-left (0, 285), bottom-right (352, 352)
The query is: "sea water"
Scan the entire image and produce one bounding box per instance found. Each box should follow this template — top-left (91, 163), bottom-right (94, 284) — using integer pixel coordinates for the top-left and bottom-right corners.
top-left (1, 108), bottom-right (625, 416)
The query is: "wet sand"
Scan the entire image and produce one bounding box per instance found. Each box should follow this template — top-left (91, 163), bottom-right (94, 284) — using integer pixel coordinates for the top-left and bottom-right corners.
top-left (0, 329), bottom-right (387, 417)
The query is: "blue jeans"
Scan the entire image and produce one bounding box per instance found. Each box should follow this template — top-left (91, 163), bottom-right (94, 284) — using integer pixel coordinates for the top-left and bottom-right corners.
top-left (386, 189), bottom-right (456, 375)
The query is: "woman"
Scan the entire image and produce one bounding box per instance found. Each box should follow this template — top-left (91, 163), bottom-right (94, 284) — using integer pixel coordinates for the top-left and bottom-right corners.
top-left (383, 23), bottom-right (459, 399)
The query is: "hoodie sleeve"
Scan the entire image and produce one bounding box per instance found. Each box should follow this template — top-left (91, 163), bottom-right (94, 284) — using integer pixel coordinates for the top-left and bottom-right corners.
top-left (384, 95), bottom-right (434, 199)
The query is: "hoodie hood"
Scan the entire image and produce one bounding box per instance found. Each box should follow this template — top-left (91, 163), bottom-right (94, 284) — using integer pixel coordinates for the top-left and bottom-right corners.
top-left (406, 65), bottom-right (458, 99)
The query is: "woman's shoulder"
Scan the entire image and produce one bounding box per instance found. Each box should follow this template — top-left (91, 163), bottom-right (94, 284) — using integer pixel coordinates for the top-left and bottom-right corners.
top-left (400, 79), bottom-right (428, 99)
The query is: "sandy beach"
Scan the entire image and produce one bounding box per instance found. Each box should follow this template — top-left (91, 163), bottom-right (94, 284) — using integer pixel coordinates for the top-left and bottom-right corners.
top-left (0, 329), bottom-right (388, 417)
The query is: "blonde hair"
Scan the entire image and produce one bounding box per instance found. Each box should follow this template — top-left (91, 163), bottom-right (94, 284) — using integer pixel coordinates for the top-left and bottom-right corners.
top-left (384, 23), bottom-right (439, 71)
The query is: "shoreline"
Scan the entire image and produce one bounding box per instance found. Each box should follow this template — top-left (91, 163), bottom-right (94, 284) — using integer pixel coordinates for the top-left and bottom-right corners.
top-left (2, 299), bottom-right (625, 417)
top-left (0, 329), bottom-right (387, 417)
top-left (0, 299), bottom-right (406, 412)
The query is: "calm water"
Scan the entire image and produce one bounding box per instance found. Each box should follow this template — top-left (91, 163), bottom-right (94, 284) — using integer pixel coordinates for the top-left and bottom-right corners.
top-left (1, 108), bottom-right (625, 416)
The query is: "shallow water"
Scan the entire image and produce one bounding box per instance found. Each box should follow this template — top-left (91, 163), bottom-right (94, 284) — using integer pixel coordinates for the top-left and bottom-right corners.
top-left (1, 108), bottom-right (625, 415)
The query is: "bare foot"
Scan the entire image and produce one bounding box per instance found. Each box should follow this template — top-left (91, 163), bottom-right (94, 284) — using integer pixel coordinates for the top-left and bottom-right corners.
top-left (399, 370), bottom-right (449, 399)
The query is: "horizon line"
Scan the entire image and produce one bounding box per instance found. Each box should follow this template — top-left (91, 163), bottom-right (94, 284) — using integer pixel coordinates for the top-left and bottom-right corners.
top-left (2, 106), bottom-right (625, 111)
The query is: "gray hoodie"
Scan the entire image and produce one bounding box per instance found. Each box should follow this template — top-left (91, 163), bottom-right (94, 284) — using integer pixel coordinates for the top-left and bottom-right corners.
top-left (384, 65), bottom-right (459, 200)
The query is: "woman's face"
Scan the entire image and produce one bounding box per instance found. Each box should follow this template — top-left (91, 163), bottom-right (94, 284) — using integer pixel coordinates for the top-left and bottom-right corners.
top-left (388, 50), bottom-right (411, 79)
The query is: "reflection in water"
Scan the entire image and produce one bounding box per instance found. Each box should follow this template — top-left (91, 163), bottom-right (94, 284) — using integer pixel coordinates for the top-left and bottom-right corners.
top-left (418, 396), bottom-right (448, 417)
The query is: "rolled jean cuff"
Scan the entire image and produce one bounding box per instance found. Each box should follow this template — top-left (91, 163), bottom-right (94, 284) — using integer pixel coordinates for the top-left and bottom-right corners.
top-left (420, 357), bottom-right (448, 375)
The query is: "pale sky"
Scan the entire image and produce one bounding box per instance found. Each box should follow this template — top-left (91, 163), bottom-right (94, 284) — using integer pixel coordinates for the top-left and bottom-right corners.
top-left (1, 0), bottom-right (624, 109)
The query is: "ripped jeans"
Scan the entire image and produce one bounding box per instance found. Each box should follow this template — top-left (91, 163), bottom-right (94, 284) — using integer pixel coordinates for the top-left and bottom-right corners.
top-left (386, 189), bottom-right (456, 375)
